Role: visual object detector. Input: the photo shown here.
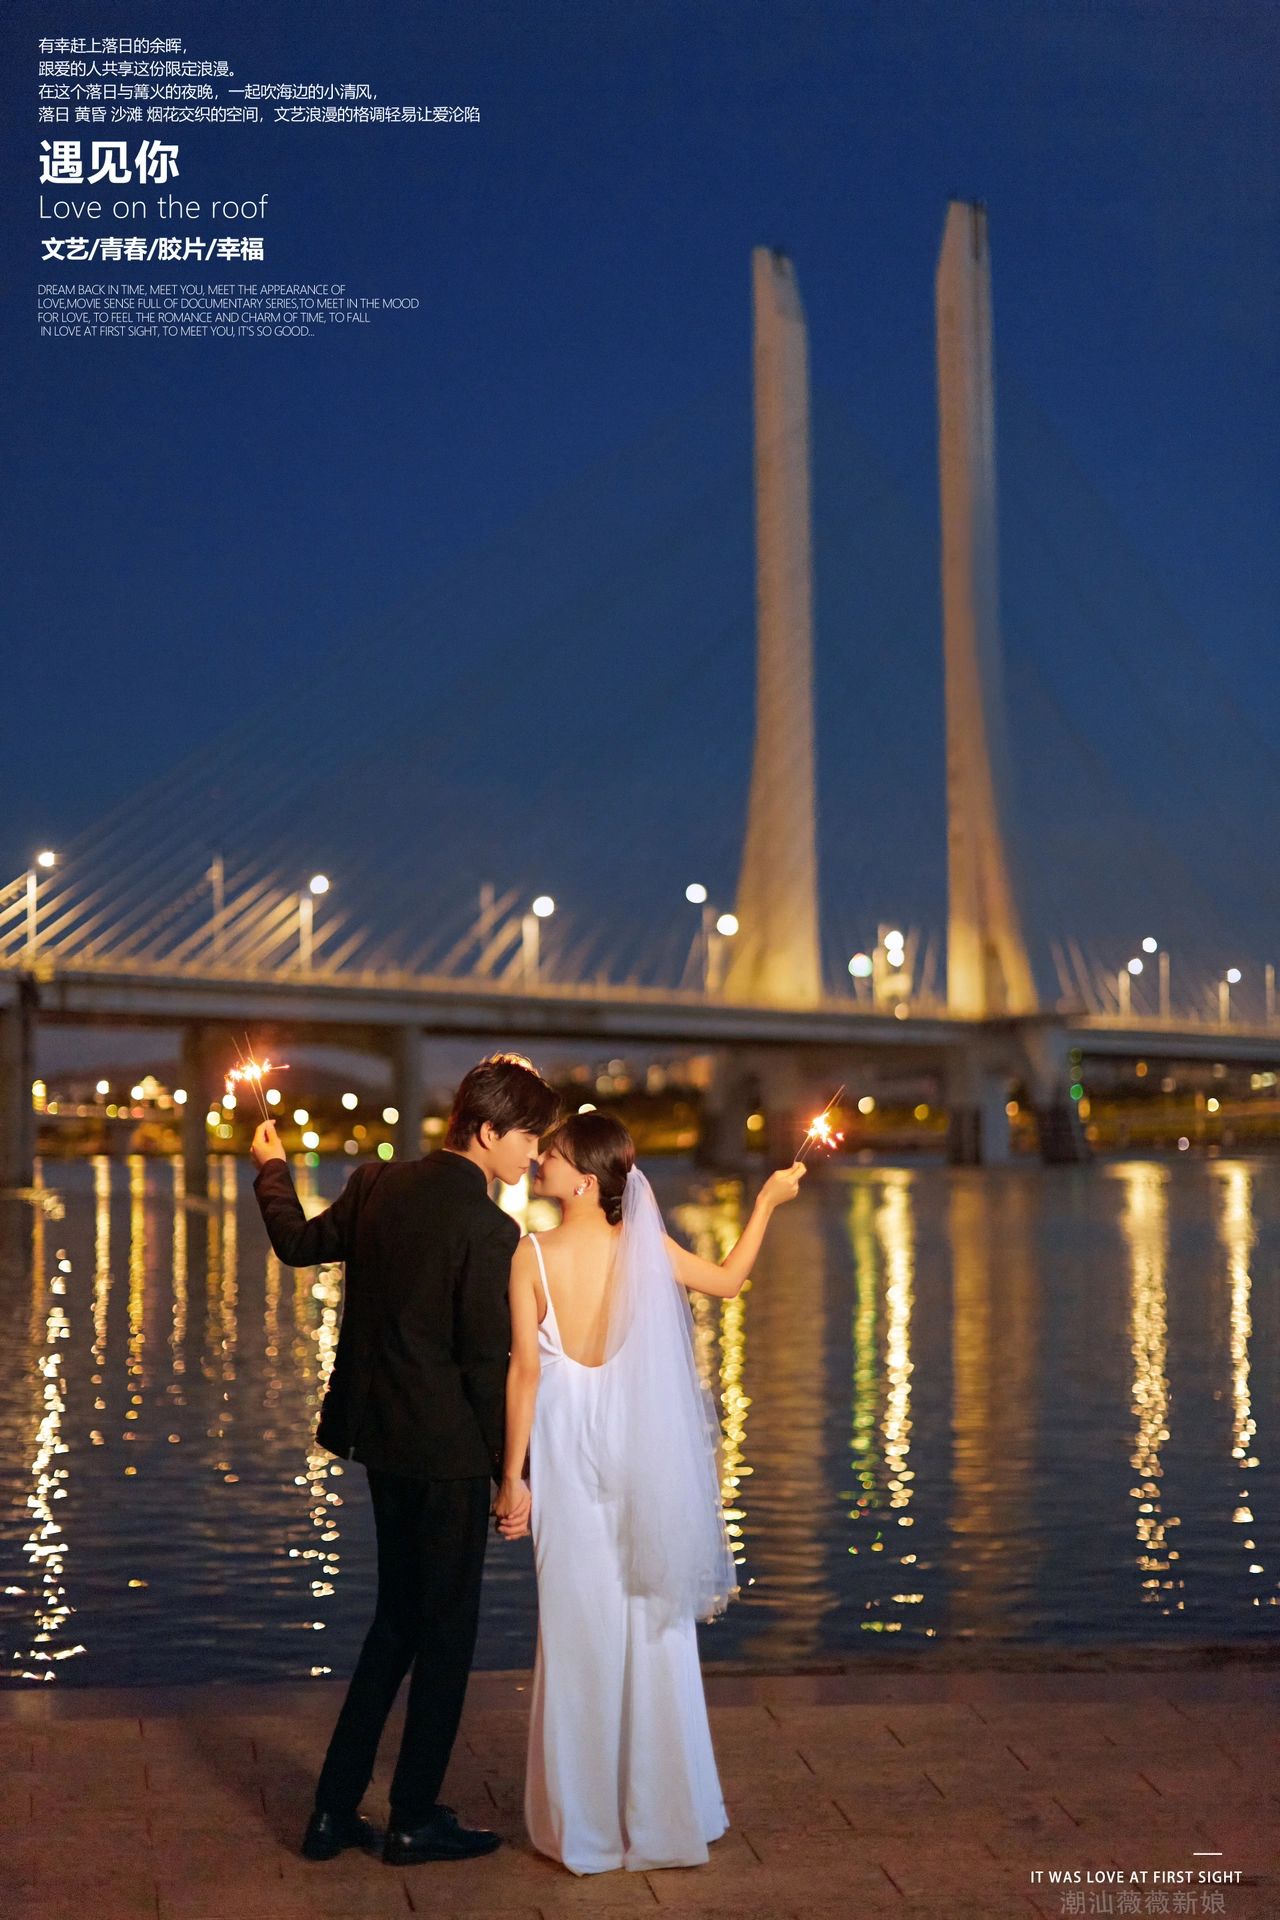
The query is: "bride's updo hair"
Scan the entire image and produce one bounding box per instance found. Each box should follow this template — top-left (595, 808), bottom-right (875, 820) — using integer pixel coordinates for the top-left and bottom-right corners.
top-left (545, 1111), bottom-right (635, 1225)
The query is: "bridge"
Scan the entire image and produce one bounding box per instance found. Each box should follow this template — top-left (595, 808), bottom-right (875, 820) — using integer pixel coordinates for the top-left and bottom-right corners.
top-left (3, 204), bottom-right (1275, 1185)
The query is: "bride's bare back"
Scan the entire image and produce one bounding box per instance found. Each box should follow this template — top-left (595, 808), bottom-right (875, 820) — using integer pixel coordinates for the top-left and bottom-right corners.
top-left (530, 1219), bottom-right (620, 1368)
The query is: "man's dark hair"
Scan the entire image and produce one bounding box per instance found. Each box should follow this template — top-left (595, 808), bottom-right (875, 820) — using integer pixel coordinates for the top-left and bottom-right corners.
top-left (445, 1053), bottom-right (561, 1150)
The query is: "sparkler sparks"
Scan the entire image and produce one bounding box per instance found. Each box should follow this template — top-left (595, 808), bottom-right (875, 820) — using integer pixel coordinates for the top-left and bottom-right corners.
top-left (796, 1085), bottom-right (847, 1163)
top-left (224, 1034), bottom-right (288, 1122)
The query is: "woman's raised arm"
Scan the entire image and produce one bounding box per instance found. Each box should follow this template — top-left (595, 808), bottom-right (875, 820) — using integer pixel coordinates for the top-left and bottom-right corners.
top-left (664, 1163), bottom-right (806, 1300)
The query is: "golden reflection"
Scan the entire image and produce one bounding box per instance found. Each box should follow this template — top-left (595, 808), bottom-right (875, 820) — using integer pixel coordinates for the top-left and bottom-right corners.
top-left (288, 1158), bottom-right (346, 1670)
top-left (89, 1152), bottom-right (110, 1443)
top-left (1115, 1161), bottom-right (1183, 1612)
top-left (14, 1226), bottom-right (84, 1679)
top-left (671, 1180), bottom-right (751, 1565)
top-left (949, 1173), bottom-right (1039, 1641)
top-left (170, 1157), bottom-right (187, 1373)
top-left (730, 1182), bottom-right (831, 1658)
top-left (844, 1172), bottom-right (921, 1636)
top-left (1212, 1163), bottom-right (1266, 1605)
top-left (124, 1156), bottom-right (147, 1471)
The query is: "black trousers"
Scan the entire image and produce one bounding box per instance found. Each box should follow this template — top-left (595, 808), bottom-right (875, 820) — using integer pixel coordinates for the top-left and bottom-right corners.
top-left (315, 1467), bottom-right (491, 1826)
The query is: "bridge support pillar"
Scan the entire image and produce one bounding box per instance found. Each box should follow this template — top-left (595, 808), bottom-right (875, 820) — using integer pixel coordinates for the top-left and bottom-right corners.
top-left (392, 1027), bottom-right (424, 1162)
top-left (697, 1053), bottom-right (751, 1170)
top-left (699, 1050), bottom-right (808, 1171)
top-left (1019, 1021), bottom-right (1089, 1165)
top-left (0, 983), bottom-right (37, 1189)
top-left (945, 1044), bottom-right (1012, 1166)
top-left (180, 1024), bottom-right (220, 1198)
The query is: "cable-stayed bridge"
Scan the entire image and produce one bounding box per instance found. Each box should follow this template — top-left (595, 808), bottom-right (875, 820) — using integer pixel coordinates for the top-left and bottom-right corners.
top-left (4, 202), bottom-right (1277, 1184)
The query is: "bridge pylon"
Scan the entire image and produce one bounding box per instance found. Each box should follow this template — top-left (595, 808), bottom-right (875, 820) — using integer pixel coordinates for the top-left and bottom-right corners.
top-left (935, 201), bottom-right (1085, 1163)
top-left (725, 247), bottom-right (823, 1009)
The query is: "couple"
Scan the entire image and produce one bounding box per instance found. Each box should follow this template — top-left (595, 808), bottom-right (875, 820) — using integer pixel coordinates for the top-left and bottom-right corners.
top-left (250, 1052), bottom-right (804, 1875)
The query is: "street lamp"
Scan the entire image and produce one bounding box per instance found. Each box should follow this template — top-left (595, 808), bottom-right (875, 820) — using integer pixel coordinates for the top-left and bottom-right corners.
top-left (1220, 967), bottom-right (1241, 1025)
top-left (1139, 936), bottom-right (1171, 1019)
top-left (684, 885), bottom-right (713, 992)
top-left (522, 895), bottom-right (555, 983)
top-left (299, 872), bottom-right (330, 971)
top-left (705, 911), bottom-right (738, 993)
top-left (1117, 956), bottom-right (1143, 1018)
top-left (25, 849), bottom-right (57, 959)
top-left (847, 950), bottom-right (873, 1005)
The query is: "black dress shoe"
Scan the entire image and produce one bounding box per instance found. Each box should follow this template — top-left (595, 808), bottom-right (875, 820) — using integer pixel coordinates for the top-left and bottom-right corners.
top-left (301, 1806), bottom-right (383, 1861)
top-left (382, 1803), bottom-right (502, 1864)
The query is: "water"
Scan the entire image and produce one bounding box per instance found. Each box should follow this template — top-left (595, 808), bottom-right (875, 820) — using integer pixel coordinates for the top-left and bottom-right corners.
top-left (1, 1152), bottom-right (1277, 1688)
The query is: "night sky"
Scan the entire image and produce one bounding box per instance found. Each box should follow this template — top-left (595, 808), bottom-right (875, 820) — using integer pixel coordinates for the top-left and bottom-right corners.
top-left (4, 0), bottom-right (1277, 1064)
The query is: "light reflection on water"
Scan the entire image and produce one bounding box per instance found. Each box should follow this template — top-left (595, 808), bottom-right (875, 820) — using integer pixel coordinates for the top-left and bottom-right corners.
top-left (1, 1153), bottom-right (1277, 1687)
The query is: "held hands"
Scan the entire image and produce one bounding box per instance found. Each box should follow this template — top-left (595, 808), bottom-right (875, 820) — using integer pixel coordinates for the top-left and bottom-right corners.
top-left (493, 1476), bottom-right (531, 1541)
top-left (760, 1161), bottom-right (807, 1210)
top-left (251, 1119), bottom-right (288, 1168)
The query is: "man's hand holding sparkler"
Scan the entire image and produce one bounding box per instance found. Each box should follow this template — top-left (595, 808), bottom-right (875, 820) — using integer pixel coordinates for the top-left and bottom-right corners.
top-left (251, 1119), bottom-right (287, 1168)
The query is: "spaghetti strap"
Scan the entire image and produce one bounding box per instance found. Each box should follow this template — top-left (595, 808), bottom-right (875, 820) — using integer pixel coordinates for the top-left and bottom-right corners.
top-left (529, 1233), bottom-right (560, 1345)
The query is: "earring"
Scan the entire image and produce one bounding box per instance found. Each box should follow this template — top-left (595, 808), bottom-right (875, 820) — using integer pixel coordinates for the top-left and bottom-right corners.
top-left (575, 1183), bottom-right (587, 1196)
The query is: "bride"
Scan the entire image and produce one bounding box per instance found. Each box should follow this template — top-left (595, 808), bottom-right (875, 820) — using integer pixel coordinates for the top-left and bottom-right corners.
top-left (493, 1111), bottom-right (805, 1874)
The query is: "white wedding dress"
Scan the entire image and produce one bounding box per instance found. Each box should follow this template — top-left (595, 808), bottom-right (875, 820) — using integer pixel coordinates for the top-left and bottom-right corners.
top-left (522, 1230), bottom-right (729, 1874)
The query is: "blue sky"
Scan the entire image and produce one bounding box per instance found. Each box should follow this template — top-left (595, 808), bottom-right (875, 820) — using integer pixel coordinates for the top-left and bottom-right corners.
top-left (4, 0), bottom-right (1277, 1040)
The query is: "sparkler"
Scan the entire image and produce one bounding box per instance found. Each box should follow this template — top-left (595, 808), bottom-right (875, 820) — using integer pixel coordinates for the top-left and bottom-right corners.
top-left (795, 1084), bottom-right (847, 1163)
top-left (224, 1033), bottom-right (289, 1124)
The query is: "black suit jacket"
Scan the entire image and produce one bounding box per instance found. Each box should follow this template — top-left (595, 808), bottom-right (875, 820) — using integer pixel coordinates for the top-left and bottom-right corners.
top-left (252, 1149), bottom-right (520, 1480)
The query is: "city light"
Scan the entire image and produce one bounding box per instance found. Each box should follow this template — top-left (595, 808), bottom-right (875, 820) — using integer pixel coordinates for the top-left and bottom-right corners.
top-left (848, 952), bottom-right (873, 978)
top-left (716, 913), bottom-right (739, 937)
top-left (35, 849), bottom-right (56, 870)
top-left (222, 1092), bottom-right (236, 1110)
top-left (1127, 957), bottom-right (1143, 976)
top-left (293, 1108), bottom-right (309, 1125)
top-left (685, 882), bottom-right (707, 904)
top-left (308, 873), bottom-right (330, 895)
top-left (532, 895), bottom-right (555, 918)
top-left (1226, 968), bottom-right (1242, 985)
top-left (857, 1095), bottom-right (876, 1114)
top-left (1142, 936), bottom-right (1159, 953)
top-left (265, 1087), bottom-right (281, 1106)
top-left (95, 1079), bottom-right (109, 1095)
top-left (173, 1088), bottom-right (187, 1105)
top-left (377, 1142), bottom-right (394, 1161)
top-left (301, 1129), bottom-right (320, 1150)
top-left (578, 1102), bottom-right (596, 1114)
top-left (382, 1106), bottom-right (399, 1124)
top-left (885, 929), bottom-right (904, 948)
top-left (341, 1092), bottom-right (358, 1110)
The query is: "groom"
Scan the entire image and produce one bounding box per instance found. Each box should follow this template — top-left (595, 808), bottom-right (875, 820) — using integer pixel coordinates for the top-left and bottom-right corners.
top-left (250, 1052), bottom-right (560, 1865)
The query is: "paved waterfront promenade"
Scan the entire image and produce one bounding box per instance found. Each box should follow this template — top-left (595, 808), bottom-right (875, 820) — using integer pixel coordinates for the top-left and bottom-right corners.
top-left (2, 1665), bottom-right (1276, 1920)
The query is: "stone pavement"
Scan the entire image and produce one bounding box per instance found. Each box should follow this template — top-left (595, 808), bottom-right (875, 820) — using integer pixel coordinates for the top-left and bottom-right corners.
top-left (2, 1666), bottom-right (1277, 1920)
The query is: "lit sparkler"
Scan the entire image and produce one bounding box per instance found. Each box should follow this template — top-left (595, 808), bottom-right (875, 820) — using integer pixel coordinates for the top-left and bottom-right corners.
top-left (796, 1085), bottom-right (847, 1163)
top-left (224, 1033), bottom-right (289, 1123)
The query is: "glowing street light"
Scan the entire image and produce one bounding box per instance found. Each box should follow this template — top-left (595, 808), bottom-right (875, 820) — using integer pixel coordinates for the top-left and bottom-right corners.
top-left (522, 896), bottom-right (556, 983)
top-left (298, 872), bottom-right (330, 971)
top-left (1139, 937), bottom-right (1173, 1019)
top-left (1220, 967), bottom-right (1243, 1029)
top-left (25, 849), bottom-right (57, 959)
top-left (685, 883), bottom-right (707, 905)
top-left (1116, 957), bottom-right (1141, 1018)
